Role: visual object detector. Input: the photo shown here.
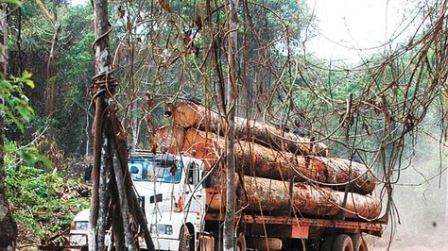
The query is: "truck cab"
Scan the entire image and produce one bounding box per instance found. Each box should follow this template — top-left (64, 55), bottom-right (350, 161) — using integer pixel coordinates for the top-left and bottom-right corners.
top-left (69, 151), bottom-right (206, 250)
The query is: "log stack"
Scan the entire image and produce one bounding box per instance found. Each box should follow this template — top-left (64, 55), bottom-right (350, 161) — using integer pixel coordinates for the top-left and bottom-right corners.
top-left (157, 101), bottom-right (381, 220)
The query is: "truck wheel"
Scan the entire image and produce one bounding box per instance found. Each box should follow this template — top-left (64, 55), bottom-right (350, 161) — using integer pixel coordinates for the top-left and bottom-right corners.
top-left (352, 234), bottom-right (368, 251)
top-left (320, 235), bottom-right (335, 251)
top-left (179, 225), bottom-right (194, 251)
top-left (332, 234), bottom-right (353, 251)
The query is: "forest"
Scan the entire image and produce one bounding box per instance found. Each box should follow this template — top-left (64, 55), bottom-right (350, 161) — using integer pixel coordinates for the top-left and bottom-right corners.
top-left (0, 0), bottom-right (447, 250)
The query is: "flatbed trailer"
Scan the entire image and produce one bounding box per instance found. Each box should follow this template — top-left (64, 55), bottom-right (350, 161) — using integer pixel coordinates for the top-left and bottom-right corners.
top-left (206, 214), bottom-right (383, 237)
top-left (202, 213), bottom-right (383, 250)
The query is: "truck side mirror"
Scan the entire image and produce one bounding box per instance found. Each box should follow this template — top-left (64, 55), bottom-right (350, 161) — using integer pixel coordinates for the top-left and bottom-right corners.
top-left (202, 170), bottom-right (211, 188)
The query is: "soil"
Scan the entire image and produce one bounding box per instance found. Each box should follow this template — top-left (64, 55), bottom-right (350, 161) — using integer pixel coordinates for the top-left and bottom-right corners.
top-left (369, 224), bottom-right (448, 251)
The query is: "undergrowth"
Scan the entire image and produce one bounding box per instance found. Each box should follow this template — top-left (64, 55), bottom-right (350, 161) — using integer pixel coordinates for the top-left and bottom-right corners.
top-left (4, 141), bottom-right (89, 245)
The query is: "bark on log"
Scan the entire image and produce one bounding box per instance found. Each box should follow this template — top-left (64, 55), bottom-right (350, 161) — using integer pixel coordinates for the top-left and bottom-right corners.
top-left (154, 125), bottom-right (185, 152)
top-left (293, 182), bottom-right (381, 219)
top-left (182, 128), bottom-right (324, 182)
top-left (207, 175), bottom-right (380, 219)
top-left (206, 187), bottom-right (226, 212)
top-left (241, 176), bottom-right (380, 219)
top-left (181, 128), bottom-right (376, 194)
top-left (166, 101), bottom-right (329, 156)
top-left (310, 157), bottom-right (376, 195)
top-left (205, 170), bottom-right (239, 212)
top-left (241, 176), bottom-right (381, 219)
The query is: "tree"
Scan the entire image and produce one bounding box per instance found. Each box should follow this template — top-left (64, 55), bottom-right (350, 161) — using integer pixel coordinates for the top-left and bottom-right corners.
top-left (88, 0), bottom-right (154, 250)
top-left (0, 4), bottom-right (17, 250)
top-left (223, 0), bottom-right (239, 250)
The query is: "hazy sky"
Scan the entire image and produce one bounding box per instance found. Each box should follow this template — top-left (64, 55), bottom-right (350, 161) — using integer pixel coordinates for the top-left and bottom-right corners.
top-left (307, 0), bottom-right (422, 63)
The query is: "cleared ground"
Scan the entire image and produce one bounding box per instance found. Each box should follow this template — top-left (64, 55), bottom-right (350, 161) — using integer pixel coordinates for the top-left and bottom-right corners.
top-left (369, 224), bottom-right (448, 251)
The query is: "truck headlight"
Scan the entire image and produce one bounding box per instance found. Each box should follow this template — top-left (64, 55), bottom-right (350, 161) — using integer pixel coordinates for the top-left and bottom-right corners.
top-left (151, 224), bottom-right (173, 235)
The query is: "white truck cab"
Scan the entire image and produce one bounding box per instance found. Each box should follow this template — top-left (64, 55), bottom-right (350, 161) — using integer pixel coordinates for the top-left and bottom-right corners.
top-left (69, 151), bottom-right (206, 250)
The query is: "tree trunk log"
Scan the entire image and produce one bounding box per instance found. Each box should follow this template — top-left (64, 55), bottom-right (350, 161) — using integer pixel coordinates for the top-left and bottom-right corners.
top-left (310, 157), bottom-right (376, 195)
top-left (210, 176), bottom-right (381, 220)
top-left (154, 125), bottom-right (185, 153)
top-left (181, 128), bottom-right (376, 194)
top-left (206, 187), bottom-right (226, 212)
top-left (166, 101), bottom-right (328, 156)
top-left (183, 128), bottom-right (324, 181)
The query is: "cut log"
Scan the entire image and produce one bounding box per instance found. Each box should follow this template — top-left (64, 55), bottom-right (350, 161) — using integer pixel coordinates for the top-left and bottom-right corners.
top-left (310, 157), bottom-right (377, 195)
top-left (207, 176), bottom-right (381, 219)
top-left (206, 187), bottom-right (226, 212)
top-left (182, 128), bottom-right (375, 194)
top-left (241, 176), bottom-right (381, 219)
top-left (241, 174), bottom-right (292, 213)
top-left (205, 172), bottom-right (239, 212)
top-left (154, 125), bottom-right (185, 152)
top-left (166, 101), bottom-right (329, 156)
top-left (183, 128), bottom-right (325, 182)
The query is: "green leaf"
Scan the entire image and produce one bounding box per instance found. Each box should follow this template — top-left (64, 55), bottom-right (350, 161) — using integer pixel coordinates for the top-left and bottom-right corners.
top-left (0, 0), bottom-right (21, 5)
top-left (21, 71), bottom-right (35, 88)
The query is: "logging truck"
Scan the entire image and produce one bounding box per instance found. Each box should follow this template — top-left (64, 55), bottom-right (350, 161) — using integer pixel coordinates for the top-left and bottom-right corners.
top-left (69, 150), bottom-right (383, 251)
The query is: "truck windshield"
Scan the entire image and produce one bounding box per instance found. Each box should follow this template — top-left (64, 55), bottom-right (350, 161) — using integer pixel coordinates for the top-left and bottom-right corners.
top-left (128, 155), bottom-right (182, 183)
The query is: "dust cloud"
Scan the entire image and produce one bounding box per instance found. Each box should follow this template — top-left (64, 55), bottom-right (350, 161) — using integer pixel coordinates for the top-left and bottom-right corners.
top-left (370, 126), bottom-right (448, 250)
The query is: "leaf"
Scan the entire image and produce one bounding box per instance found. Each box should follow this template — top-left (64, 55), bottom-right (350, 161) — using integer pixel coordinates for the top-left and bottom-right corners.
top-left (36, 155), bottom-right (54, 168)
top-left (0, 0), bottom-right (21, 5)
top-left (4, 141), bottom-right (16, 153)
top-left (21, 71), bottom-right (35, 88)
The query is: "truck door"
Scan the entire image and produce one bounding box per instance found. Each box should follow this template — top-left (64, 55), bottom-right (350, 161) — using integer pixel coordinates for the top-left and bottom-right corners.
top-left (184, 160), bottom-right (205, 218)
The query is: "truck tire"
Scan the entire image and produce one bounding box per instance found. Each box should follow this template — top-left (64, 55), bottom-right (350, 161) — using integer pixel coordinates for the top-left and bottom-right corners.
top-left (179, 225), bottom-right (194, 251)
top-left (332, 234), bottom-right (353, 251)
top-left (352, 234), bottom-right (368, 251)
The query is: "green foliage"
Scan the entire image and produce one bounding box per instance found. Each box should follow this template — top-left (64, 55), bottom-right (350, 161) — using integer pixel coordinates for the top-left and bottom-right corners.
top-left (8, 3), bottom-right (95, 154)
top-left (4, 141), bottom-right (89, 238)
top-left (51, 5), bottom-right (95, 154)
top-left (0, 71), bottom-right (34, 132)
top-left (0, 58), bottom-right (88, 240)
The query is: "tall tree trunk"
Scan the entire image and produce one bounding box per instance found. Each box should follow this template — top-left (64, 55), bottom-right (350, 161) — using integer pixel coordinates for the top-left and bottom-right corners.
top-left (89, 0), bottom-right (111, 249)
top-left (223, 0), bottom-right (239, 250)
top-left (0, 4), bottom-right (17, 250)
top-left (96, 133), bottom-right (111, 251)
top-left (46, 0), bottom-right (59, 117)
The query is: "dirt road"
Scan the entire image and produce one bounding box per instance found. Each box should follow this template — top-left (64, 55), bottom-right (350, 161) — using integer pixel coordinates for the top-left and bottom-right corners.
top-left (369, 225), bottom-right (448, 251)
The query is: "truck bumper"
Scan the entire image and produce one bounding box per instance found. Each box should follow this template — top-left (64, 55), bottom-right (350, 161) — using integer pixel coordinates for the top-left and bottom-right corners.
top-left (151, 237), bottom-right (179, 250)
